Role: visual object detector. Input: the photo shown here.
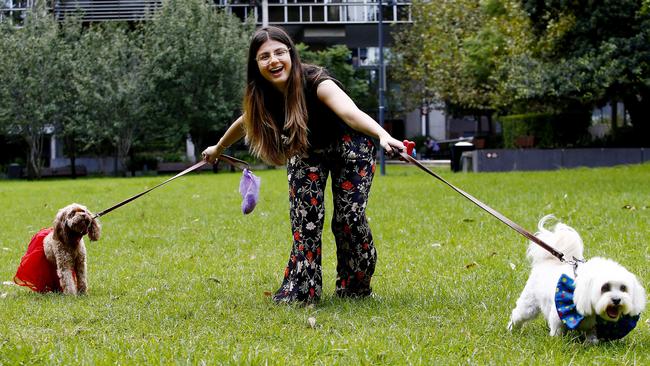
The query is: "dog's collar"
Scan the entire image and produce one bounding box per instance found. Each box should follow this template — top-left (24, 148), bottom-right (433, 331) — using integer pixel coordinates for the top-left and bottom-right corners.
top-left (555, 273), bottom-right (640, 340)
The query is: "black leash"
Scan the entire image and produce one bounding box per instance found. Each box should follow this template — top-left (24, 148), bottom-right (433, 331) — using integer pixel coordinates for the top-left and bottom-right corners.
top-left (93, 154), bottom-right (249, 219)
top-left (397, 151), bottom-right (568, 262)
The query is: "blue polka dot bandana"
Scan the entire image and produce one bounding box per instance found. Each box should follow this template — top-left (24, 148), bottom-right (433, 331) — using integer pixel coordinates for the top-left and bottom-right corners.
top-left (555, 273), bottom-right (640, 341)
top-left (555, 274), bottom-right (583, 329)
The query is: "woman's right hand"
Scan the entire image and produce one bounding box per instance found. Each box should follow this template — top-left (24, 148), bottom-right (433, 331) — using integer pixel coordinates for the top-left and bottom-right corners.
top-left (378, 133), bottom-right (406, 156)
top-left (201, 144), bottom-right (224, 164)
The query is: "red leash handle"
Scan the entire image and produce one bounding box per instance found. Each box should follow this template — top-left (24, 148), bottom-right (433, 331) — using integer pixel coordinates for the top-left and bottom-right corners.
top-left (397, 151), bottom-right (565, 262)
top-left (93, 154), bottom-right (249, 219)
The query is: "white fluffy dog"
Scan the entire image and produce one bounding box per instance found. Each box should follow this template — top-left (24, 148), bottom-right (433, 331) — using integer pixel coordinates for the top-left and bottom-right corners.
top-left (507, 215), bottom-right (646, 342)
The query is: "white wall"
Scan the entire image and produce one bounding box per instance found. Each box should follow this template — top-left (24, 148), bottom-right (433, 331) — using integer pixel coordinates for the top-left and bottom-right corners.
top-left (404, 107), bottom-right (446, 140)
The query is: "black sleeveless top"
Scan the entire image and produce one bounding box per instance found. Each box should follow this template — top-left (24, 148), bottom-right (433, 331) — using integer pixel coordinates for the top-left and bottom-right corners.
top-left (266, 65), bottom-right (347, 151)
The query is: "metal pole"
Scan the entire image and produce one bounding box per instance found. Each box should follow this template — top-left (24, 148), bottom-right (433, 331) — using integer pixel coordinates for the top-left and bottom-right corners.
top-left (262, 0), bottom-right (268, 27)
top-left (378, 0), bottom-right (386, 175)
top-left (421, 102), bottom-right (427, 136)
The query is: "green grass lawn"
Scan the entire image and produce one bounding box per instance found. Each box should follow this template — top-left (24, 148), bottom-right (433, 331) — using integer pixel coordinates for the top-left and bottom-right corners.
top-left (1, 163), bottom-right (648, 364)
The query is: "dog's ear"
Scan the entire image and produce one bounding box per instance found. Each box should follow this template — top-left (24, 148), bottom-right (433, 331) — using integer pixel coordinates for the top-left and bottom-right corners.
top-left (629, 275), bottom-right (646, 316)
top-left (574, 271), bottom-right (595, 316)
top-left (53, 206), bottom-right (69, 242)
top-left (88, 217), bottom-right (101, 241)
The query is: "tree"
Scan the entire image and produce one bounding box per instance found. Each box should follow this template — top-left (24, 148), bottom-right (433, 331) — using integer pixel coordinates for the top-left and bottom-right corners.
top-left (0, 1), bottom-right (70, 178)
top-left (74, 23), bottom-right (146, 175)
top-left (53, 17), bottom-right (90, 178)
top-left (393, 0), bottom-right (476, 111)
top-left (297, 44), bottom-right (371, 110)
top-left (393, 0), bottom-right (650, 144)
top-left (140, 0), bottom-right (254, 159)
top-left (509, 0), bottom-right (650, 136)
top-left (391, 0), bottom-right (531, 125)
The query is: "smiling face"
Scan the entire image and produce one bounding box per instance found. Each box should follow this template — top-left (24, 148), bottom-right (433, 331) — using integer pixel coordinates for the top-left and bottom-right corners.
top-left (574, 257), bottom-right (646, 322)
top-left (255, 39), bottom-right (292, 92)
top-left (596, 280), bottom-right (633, 321)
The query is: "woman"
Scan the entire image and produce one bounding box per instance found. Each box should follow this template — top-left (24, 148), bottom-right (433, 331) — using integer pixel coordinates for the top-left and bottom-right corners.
top-left (202, 26), bottom-right (404, 303)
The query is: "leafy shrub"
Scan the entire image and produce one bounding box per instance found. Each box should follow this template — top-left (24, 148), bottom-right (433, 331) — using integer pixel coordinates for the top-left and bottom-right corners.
top-left (499, 112), bottom-right (590, 148)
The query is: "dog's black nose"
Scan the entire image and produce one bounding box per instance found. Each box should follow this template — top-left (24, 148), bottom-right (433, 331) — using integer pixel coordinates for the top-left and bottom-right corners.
top-left (612, 298), bottom-right (621, 305)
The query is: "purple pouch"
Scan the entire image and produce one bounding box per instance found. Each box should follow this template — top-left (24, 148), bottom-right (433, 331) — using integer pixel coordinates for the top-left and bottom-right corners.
top-left (239, 168), bottom-right (261, 214)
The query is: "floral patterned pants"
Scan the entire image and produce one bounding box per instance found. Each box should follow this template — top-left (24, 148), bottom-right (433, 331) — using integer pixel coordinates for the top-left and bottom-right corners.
top-left (273, 132), bottom-right (377, 303)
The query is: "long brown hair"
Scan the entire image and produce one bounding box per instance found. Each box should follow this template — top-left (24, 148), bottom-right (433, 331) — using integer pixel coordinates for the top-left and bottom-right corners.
top-left (243, 26), bottom-right (309, 165)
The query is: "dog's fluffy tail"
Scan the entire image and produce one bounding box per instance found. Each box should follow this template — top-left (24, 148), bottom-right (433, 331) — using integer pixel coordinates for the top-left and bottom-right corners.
top-left (526, 215), bottom-right (584, 266)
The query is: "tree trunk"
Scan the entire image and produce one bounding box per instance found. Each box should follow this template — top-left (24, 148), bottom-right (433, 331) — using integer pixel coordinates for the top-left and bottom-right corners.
top-left (191, 132), bottom-right (204, 163)
top-left (67, 133), bottom-right (77, 179)
top-left (117, 127), bottom-right (135, 177)
top-left (25, 129), bottom-right (44, 180)
top-left (129, 148), bottom-right (136, 177)
top-left (610, 100), bottom-right (618, 133)
top-left (114, 147), bottom-right (119, 177)
top-left (624, 91), bottom-right (650, 136)
top-left (487, 114), bottom-right (493, 136)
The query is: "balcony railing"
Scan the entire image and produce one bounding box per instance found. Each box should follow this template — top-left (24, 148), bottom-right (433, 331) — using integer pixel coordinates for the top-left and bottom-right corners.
top-left (232, 2), bottom-right (412, 24)
top-left (1, 0), bottom-right (411, 24)
top-left (51, 1), bottom-right (163, 22)
top-left (0, 0), bottom-right (33, 23)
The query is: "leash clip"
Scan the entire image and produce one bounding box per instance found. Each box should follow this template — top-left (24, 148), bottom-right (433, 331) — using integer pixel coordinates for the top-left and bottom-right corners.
top-left (566, 256), bottom-right (585, 277)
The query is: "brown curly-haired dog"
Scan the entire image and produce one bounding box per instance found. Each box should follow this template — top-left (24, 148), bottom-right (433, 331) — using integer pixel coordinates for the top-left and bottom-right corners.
top-left (14, 203), bottom-right (100, 294)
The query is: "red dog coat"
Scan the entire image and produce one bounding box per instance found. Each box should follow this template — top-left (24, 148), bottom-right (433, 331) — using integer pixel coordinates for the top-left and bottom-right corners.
top-left (14, 228), bottom-right (62, 293)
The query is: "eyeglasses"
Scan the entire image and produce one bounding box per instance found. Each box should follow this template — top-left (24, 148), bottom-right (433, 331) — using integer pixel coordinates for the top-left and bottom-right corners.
top-left (256, 48), bottom-right (290, 65)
